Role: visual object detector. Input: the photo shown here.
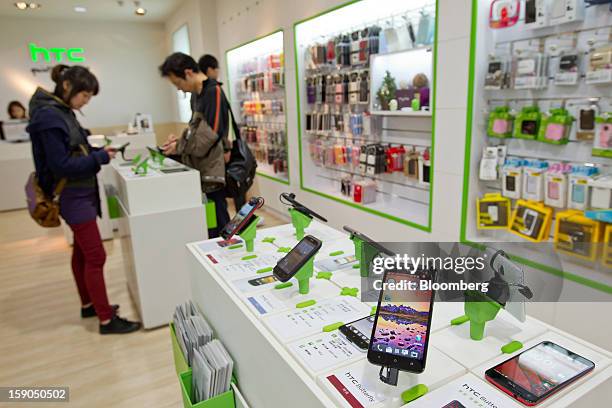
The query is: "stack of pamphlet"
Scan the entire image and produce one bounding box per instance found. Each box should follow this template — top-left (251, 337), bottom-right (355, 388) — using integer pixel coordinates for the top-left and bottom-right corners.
top-left (173, 301), bottom-right (213, 366)
top-left (192, 339), bottom-right (235, 402)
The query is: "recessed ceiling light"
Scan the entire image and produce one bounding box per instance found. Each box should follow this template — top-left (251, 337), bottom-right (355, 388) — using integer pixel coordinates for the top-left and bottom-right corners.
top-left (74, 5), bottom-right (87, 13)
top-left (14, 2), bottom-right (28, 9)
top-left (28, 2), bottom-right (40, 8)
top-left (135, 7), bottom-right (146, 15)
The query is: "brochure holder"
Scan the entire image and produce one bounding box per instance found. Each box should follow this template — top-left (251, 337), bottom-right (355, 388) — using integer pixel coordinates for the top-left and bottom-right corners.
top-left (237, 216), bottom-right (259, 253)
top-left (463, 290), bottom-right (502, 341)
top-left (289, 208), bottom-right (312, 240)
top-left (294, 255), bottom-right (316, 295)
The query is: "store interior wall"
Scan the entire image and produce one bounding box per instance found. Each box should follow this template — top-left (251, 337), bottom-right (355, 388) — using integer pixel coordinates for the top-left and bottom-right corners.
top-left (0, 16), bottom-right (176, 137)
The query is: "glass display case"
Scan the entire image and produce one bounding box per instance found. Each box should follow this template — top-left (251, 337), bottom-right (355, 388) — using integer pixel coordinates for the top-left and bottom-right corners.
top-left (294, 0), bottom-right (437, 231)
top-left (226, 30), bottom-right (289, 183)
top-left (461, 0), bottom-right (612, 292)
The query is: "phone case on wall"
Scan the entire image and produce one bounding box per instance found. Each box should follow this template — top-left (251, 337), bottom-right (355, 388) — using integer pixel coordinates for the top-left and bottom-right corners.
top-left (509, 200), bottom-right (553, 242)
top-left (554, 210), bottom-right (601, 261)
top-left (477, 193), bottom-right (511, 229)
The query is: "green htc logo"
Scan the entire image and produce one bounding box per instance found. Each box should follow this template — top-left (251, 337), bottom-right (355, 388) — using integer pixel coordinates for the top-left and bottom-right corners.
top-left (29, 43), bottom-right (85, 62)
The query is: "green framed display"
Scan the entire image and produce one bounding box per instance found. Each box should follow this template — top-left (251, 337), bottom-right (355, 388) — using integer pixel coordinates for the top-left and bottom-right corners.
top-left (293, 0), bottom-right (439, 232)
top-left (225, 29), bottom-right (290, 185)
top-left (459, 0), bottom-right (612, 295)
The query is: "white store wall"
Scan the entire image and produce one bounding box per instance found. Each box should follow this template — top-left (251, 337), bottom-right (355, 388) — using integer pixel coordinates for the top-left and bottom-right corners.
top-left (0, 16), bottom-right (174, 129)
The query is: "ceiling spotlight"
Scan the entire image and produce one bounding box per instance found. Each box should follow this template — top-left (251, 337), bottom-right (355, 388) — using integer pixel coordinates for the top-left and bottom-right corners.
top-left (135, 7), bottom-right (146, 15)
top-left (74, 5), bottom-right (87, 13)
top-left (28, 2), bottom-right (40, 8)
top-left (14, 2), bottom-right (28, 9)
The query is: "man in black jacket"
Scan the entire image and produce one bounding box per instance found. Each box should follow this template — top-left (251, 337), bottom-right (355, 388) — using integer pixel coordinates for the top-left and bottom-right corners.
top-left (159, 52), bottom-right (231, 237)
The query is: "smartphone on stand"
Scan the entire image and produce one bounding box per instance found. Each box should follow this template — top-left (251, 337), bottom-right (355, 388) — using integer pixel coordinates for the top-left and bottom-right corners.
top-left (367, 268), bottom-right (435, 373)
top-left (273, 235), bottom-right (322, 282)
top-left (219, 197), bottom-right (264, 241)
top-left (485, 341), bottom-right (595, 406)
top-left (339, 315), bottom-right (375, 351)
top-left (279, 193), bottom-right (328, 222)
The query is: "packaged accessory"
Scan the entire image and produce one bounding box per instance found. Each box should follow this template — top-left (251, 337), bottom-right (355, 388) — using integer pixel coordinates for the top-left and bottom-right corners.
top-left (509, 200), bottom-right (553, 242)
top-left (350, 31), bottom-right (361, 66)
top-left (554, 210), bottom-right (602, 261)
top-left (588, 175), bottom-right (612, 209)
top-left (487, 106), bottom-right (514, 138)
top-left (585, 46), bottom-right (612, 84)
top-left (544, 163), bottom-right (571, 208)
top-left (336, 35), bottom-right (351, 67)
top-left (489, 0), bottom-right (520, 28)
top-left (522, 159), bottom-right (548, 201)
top-left (416, 11), bottom-right (434, 45)
top-left (524, 0), bottom-right (547, 27)
top-left (603, 224), bottom-right (612, 268)
top-left (568, 166), bottom-right (598, 210)
top-left (484, 56), bottom-right (511, 89)
top-left (359, 144), bottom-right (368, 173)
top-left (537, 108), bottom-right (573, 145)
top-left (513, 106), bottom-right (541, 140)
top-left (548, 0), bottom-right (585, 25)
top-left (353, 180), bottom-right (377, 204)
top-left (554, 52), bottom-right (580, 85)
top-left (566, 100), bottom-right (599, 141)
top-left (592, 113), bottom-right (612, 157)
top-left (348, 72), bottom-right (359, 104)
top-left (477, 193), bottom-right (511, 229)
top-left (359, 70), bottom-right (369, 104)
top-left (341, 176), bottom-right (352, 196)
top-left (404, 147), bottom-right (419, 179)
top-left (418, 149), bottom-right (431, 185)
top-left (502, 157), bottom-right (524, 199)
top-left (513, 53), bottom-right (547, 90)
top-left (479, 146), bottom-right (500, 181)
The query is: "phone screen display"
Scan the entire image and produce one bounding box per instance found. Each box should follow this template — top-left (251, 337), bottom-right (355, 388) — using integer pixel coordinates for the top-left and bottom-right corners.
top-left (248, 275), bottom-right (278, 287)
top-left (370, 271), bottom-right (433, 363)
top-left (221, 201), bottom-right (256, 239)
top-left (274, 236), bottom-right (321, 281)
top-left (340, 315), bottom-right (375, 350)
top-left (489, 342), bottom-right (594, 399)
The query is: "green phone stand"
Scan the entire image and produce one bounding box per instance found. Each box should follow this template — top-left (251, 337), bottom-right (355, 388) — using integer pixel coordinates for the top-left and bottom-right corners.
top-left (150, 149), bottom-right (165, 166)
top-left (133, 157), bottom-right (149, 175)
top-left (289, 208), bottom-right (312, 240)
top-left (349, 235), bottom-right (380, 277)
top-left (463, 290), bottom-right (502, 341)
top-left (238, 216), bottom-right (259, 253)
top-left (294, 256), bottom-right (316, 295)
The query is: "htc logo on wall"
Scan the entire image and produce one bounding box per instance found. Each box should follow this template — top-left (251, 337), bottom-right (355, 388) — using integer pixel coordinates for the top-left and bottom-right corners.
top-left (29, 43), bottom-right (85, 62)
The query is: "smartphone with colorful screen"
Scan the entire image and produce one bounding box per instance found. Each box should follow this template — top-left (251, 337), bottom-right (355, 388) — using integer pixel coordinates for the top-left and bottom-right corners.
top-left (219, 197), bottom-right (263, 241)
top-left (367, 269), bottom-right (435, 373)
top-left (338, 315), bottom-right (375, 351)
top-left (485, 341), bottom-right (594, 406)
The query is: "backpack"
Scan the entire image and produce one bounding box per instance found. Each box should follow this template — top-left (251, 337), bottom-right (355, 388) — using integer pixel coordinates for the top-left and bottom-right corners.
top-left (204, 106), bottom-right (257, 199)
top-left (25, 173), bottom-right (66, 228)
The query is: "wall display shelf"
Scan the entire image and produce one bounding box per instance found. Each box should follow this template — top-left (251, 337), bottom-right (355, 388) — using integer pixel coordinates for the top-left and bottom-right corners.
top-left (294, 0), bottom-right (437, 231)
top-left (461, 0), bottom-right (612, 293)
top-left (226, 30), bottom-right (289, 184)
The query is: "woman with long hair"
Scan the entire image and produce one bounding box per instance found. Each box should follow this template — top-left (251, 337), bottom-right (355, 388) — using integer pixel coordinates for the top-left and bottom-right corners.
top-left (27, 65), bottom-right (141, 334)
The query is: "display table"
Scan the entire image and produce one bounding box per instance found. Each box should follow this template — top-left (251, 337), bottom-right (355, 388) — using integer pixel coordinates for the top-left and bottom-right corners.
top-left (186, 222), bottom-right (612, 408)
top-left (112, 158), bottom-right (205, 329)
top-left (0, 141), bottom-right (34, 211)
top-left (88, 132), bottom-right (157, 160)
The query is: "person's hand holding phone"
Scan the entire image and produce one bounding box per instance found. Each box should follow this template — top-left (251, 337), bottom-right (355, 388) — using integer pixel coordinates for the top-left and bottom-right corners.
top-left (104, 146), bottom-right (118, 159)
top-left (162, 134), bottom-right (178, 155)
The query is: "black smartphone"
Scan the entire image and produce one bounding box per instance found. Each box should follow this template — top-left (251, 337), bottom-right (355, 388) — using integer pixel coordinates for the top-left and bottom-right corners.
top-left (485, 341), bottom-right (595, 406)
top-left (339, 315), bottom-right (375, 351)
top-left (367, 268), bottom-right (435, 373)
top-left (147, 146), bottom-right (164, 155)
top-left (342, 226), bottom-right (394, 256)
top-left (280, 193), bottom-right (328, 223)
top-left (116, 141), bottom-right (131, 151)
top-left (219, 197), bottom-right (263, 241)
top-left (248, 275), bottom-right (278, 287)
top-left (273, 235), bottom-right (322, 282)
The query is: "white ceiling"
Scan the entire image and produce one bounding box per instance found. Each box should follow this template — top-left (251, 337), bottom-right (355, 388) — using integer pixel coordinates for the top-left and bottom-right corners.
top-left (0, 0), bottom-right (185, 23)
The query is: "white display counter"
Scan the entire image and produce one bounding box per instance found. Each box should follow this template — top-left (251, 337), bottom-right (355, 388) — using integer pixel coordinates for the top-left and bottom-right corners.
top-left (186, 222), bottom-right (612, 408)
top-left (0, 141), bottom-right (34, 211)
top-left (87, 132), bottom-right (157, 160)
top-left (112, 158), bottom-right (205, 329)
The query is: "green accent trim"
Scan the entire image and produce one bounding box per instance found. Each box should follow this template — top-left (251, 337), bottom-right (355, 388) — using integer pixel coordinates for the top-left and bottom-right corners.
top-left (458, 1), bottom-right (612, 295)
top-left (107, 196), bottom-right (120, 219)
top-left (292, 0), bottom-right (438, 232)
top-left (205, 200), bottom-right (217, 229)
top-left (451, 315), bottom-right (470, 326)
top-left (224, 28), bottom-right (291, 186)
top-left (316, 271), bottom-right (332, 280)
top-left (329, 250), bottom-right (344, 256)
top-left (256, 266), bottom-right (273, 274)
top-left (401, 384), bottom-right (428, 404)
top-left (340, 287), bottom-right (359, 297)
top-left (592, 148), bottom-right (612, 158)
top-left (228, 244), bottom-right (243, 250)
top-left (179, 369), bottom-right (235, 408)
top-left (241, 254), bottom-right (257, 261)
top-left (296, 299), bottom-right (316, 308)
top-left (170, 322), bottom-right (189, 375)
top-left (274, 282), bottom-right (293, 290)
top-left (262, 237), bottom-right (276, 243)
top-left (277, 246), bottom-right (291, 253)
top-left (289, 208), bottom-right (313, 240)
top-left (322, 322), bottom-right (345, 332)
top-left (501, 340), bottom-right (523, 354)
top-left (370, 306), bottom-right (377, 315)
top-left (352, 264), bottom-right (360, 269)
top-left (238, 216), bottom-right (259, 253)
